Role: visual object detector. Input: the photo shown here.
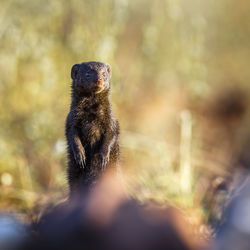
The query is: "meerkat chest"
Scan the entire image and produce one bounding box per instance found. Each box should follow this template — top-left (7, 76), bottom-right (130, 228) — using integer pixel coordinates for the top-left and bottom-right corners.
top-left (75, 101), bottom-right (108, 144)
top-left (80, 121), bottom-right (106, 147)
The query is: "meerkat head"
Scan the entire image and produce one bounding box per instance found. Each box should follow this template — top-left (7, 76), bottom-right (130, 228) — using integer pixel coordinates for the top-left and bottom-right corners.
top-left (71, 61), bottom-right (112, 94)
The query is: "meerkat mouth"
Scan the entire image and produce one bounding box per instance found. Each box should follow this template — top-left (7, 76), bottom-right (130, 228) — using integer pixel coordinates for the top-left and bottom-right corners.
top-left (95, 86), bottom-right (105, 94)
top-left (95, 79), bottom-right (107, 93)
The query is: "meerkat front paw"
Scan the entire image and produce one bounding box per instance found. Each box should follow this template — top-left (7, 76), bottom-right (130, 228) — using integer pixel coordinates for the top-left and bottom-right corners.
top-left (73, 146), bottom-right (86, 168)
top-left (99, 151), bottom-right (110, 170)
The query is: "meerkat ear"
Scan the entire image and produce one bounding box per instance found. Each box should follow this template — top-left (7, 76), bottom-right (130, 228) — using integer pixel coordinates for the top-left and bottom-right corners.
top-left (71, 64), bottom-right (80, 80)
top-left (106, 63), bottom-right (112, 78)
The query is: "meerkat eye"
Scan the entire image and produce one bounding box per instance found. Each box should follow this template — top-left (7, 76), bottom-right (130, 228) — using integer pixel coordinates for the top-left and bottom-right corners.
top-left (85, 71), bottom-right (91, 78)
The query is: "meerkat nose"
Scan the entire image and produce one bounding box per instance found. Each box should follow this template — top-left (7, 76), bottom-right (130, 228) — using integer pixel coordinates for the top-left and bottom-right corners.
top-left (96, 78), bottom-right (103, 85)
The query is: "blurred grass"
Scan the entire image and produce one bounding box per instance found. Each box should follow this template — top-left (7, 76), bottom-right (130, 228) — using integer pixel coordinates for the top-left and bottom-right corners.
top-left (1, 0), bottom-right (250, 231)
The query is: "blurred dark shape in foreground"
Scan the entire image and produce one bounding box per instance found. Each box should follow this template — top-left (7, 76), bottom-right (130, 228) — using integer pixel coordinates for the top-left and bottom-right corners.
top-left (212, 175), bottom-right (250, 250)
top-left (195, 87), bottom-right (250, 231)
top-left (4, 171), bottom-right (250, 250)
top-left (0, 214), bottom-right (27, 250)
top-left (11, 171), bottom-right (196, 250)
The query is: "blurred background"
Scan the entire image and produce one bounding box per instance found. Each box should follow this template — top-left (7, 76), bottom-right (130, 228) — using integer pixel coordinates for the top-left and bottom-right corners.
top-left (1, 0), bottom-right (250, 237)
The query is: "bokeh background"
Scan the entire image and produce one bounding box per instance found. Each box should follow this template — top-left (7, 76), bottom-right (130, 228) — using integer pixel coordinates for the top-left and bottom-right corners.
top-left (1, 0), bottom-right (250, 233)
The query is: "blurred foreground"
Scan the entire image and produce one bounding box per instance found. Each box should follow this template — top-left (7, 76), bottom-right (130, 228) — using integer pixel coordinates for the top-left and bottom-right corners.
top-left (0, 171), bottom-right (203, 250)
top-left (2, 171), bottom-right (250, 250)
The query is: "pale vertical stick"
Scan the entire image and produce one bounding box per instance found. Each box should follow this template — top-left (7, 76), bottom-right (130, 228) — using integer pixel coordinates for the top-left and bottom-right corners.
top-left (180, 110), bottom-right (192, 193)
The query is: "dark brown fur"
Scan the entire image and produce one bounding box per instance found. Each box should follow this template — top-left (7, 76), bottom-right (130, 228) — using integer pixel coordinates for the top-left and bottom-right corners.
top-left (65, 61), bottom-right (119, 194)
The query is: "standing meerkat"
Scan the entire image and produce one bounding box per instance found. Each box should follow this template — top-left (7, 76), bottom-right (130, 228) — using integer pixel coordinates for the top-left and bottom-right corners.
top-left (65, 61), bottom-right (120, 194)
